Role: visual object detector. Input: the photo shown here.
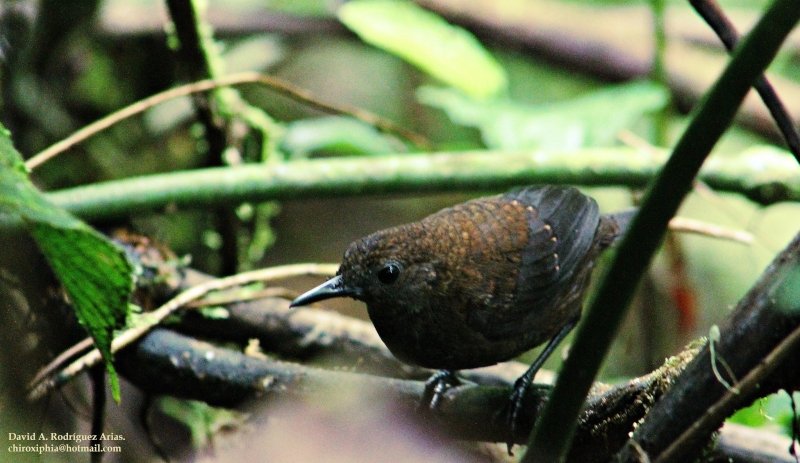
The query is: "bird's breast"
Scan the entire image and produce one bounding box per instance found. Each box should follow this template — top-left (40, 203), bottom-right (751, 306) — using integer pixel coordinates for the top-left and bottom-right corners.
top-left (365, 197), bottom-right (538, 369)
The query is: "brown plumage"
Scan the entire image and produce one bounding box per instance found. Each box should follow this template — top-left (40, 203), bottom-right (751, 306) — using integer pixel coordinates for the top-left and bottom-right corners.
top-left (291, 185), bottom-right (630, 442)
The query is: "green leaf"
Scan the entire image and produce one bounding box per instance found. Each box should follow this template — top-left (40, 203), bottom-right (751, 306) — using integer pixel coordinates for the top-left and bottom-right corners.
top-left (0, 125), bottom-right (133, 402)
top-left (282, 116), bottom-right (401, 157)
top-left (417, 81), bottom-right (669, 150)
top-left (198, 306), bottom-right (231, 320)
top-left (728, 391), bottom-right (800, 437)
top-left (156, 396), bottom-right (247, 449)
top-left (338, 0), bottom-right (507, 99)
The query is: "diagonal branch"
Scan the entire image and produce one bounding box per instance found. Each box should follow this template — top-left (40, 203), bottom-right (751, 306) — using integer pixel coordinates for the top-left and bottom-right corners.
top-left (615, 223), bottom-right (800, 462)
top-left (525, 1), bottom-right (800, 460)
top-left (116, 326), bottom-right (696, 457)
top-left (653, 321), bottom-right (800, 463)
top-left (688, 0), bottom-right (800, 163)
top-left (26, 263), bottom-right (339, 401)
top-left (25, 72), bottom-right (430, 169)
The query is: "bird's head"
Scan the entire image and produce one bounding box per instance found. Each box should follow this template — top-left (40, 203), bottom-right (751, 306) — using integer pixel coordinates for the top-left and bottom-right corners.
top-left (290, 223), bottom-right (448, 367)
top-left (290, 224), bottom-right (441, 319)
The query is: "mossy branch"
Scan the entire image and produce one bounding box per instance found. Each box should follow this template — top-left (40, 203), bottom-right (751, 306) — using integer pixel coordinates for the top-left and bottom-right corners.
top-left (0, 147), bottom-right (794, 230)
top-left (524, 0), bottom-right (800, 461)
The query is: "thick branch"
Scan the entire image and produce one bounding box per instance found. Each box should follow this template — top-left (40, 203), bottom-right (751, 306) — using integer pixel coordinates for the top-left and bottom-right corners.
top-left (526, 1), bottom-right (800, 459)
top-left (116, 327), bottom-right (693, 458)
top-left (615, 229), bottom-right (800, 462)
top-left (115, 328), bottom-right (795, 463)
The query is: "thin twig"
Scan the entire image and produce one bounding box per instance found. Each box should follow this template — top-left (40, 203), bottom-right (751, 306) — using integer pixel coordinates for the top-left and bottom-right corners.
top-left (25, 72), bottom-right (431, 169)
top-left (617, 131), bottom-right (762, 245)
top-left (29, 287), bottom-right (299, 388)
top-left (653, 320), bottom-right (800, 463)
top-left (525, 0), bottom-right (800, 458)
top-left (29, 337), bottom-right (94, 388)
top-left (183, 286), bottom-right (298, 308)
top-left (668, 217), bottom-right (753, 243)
top-left (630, 440), bottom-right (652, 463)
top-left (27, 263), bottom-right (339, 401)
top-left (617, 129), bottom-right (661, 156)
top-left (688, 0), bottom-right (800, 163)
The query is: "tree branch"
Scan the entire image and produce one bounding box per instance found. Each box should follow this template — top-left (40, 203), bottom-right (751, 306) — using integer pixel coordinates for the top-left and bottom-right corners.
top-left (615, 226), bottom-right (800, 462)
top-left (688, 0), bottom-right (800, 162)
top-left (0, 146), bottom-right (789, 230)
top-left (113, 327), bottom-right (796, 462)
top-left (115, 327), bottom-right (695, 459)
top-left (415, 0), bottom-right (800, 146)
top-left (526, 0), bottom-right (800, 459)
top-left (26, 263), bottom-right (339, 401)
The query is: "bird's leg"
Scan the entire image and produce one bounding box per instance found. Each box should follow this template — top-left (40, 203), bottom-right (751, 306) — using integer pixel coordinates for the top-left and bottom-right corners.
top-left (419, 369), bottom-right (460, 413)
top-left (505, 319), bottom-right (577, 453)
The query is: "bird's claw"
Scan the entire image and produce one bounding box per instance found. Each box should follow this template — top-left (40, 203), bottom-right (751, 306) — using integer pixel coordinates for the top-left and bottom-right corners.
top-left (418, 369), bottom-right (460, 414)
top-left (502, 374), bottom-right (532, 455)
top-left (501, 319), bottom-right (577, 454)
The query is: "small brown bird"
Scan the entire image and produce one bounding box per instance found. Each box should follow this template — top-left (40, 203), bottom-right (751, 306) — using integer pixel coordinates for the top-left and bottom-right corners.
top-left (291, 185), bottom-right (632, 441)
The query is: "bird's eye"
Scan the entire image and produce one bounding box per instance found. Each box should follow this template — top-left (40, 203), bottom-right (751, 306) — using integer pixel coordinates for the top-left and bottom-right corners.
top-left (377, 261), bottom-right (402, 284)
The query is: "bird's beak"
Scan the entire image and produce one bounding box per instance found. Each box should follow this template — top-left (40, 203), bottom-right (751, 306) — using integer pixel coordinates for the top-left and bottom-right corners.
top-left (290, 275), bottom-right (361, 307)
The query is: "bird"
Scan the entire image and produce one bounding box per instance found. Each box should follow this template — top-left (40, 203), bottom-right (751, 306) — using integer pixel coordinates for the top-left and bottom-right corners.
top-left (290, 185), bottom-right (633, 446)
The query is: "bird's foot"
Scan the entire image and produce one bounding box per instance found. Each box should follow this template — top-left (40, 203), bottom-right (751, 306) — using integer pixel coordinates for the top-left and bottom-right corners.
top-left (501, 320), bottom-right (577, 454)
top-left (502, 374), bottom-right (533, 455)
top-left (418, 369), bottom-right (460, 413)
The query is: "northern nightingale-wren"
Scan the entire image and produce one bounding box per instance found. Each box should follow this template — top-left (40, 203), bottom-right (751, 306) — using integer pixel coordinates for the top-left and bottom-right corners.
top-left (291, 185), bottom-right (632, 445)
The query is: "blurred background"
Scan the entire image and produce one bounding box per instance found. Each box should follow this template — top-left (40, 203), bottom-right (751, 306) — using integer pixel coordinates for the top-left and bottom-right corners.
top-left (1, 0), bottom-right (799, 461)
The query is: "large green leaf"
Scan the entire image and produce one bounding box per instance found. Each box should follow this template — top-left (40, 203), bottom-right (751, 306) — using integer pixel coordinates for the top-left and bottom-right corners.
top-left (417, 81), bottom-right (669, 150)
top-left (0, 126), bottom-right (132, 401)
top-left (338, 0), bottom-right (507, 99)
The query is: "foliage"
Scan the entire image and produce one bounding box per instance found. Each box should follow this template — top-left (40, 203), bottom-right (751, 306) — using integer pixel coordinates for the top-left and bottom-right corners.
top-left (338, 0), bottom-right (508, 99)
top-left (417, 82), bottom-right (669, 150)
top-left (155, 396), bottom-right (248, 449)
top-left (1, 0), bottom-right (799, 461)
top-left (729, 391), bottom-right (800, 436)
top-left (0, 126), bottom-right (132, 402)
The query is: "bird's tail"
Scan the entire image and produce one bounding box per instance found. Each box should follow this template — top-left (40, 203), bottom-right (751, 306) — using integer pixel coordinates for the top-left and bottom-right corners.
top-left (603, 208), bottom-right (637, 246)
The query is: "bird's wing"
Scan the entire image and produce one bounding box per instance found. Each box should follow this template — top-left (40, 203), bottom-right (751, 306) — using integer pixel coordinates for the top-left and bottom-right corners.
top-left (473, 185), bottom-right (600, 340)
